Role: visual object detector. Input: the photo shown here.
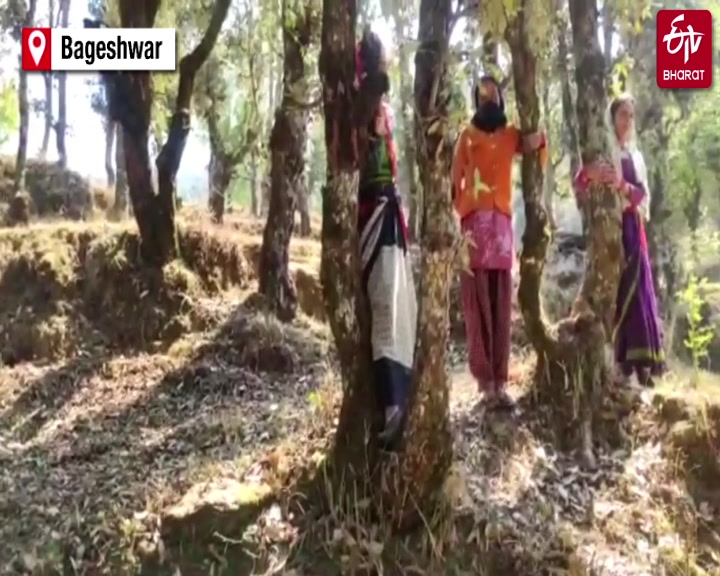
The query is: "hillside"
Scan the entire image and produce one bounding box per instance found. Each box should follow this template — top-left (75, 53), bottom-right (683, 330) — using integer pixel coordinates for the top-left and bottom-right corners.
top-left (0, 208), bottom-right (717, 575)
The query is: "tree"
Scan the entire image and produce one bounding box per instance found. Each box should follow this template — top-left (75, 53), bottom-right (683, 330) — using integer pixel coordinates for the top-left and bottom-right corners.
top-left (8, 0), bottom-right (38, 195)
top-left (319, 0), bottom-right (453, 528)
top-left (506, 0), bottom-right (623, 468)
top-left (199, 49), bottom-right (260, 223)
top-left (258, 0), bottom-right (316, 320)
top-left (38, 0), bottom-right (54, 160)
top-left (55, 0), bottom-right (70, 168)
top-left (103, 0), bottom-right (231, 265)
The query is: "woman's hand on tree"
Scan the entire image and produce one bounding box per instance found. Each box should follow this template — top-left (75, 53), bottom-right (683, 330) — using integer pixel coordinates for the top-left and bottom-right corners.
top-left (583, 162), bottom-right (616, 185)
top-left (522, 132), bottom-right (544, 151)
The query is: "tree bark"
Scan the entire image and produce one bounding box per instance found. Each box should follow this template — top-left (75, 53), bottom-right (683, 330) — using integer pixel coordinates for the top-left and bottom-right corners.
top-left (55, 0), bottom-right (69, 169)
top-left (114, 0), bottom-right (231, 265)
top-left (14, 0), bottom-right (38, 194)
top-left (319, 0), bottom-right (371, 470)
top-left (383, 0), bottom-right (454, 527)
top-left (259, 0), bottom-right (312, 320)
top-left (104, 116), bottom-right (116, 187)
top-left (508, 0), bottom-right (622, 468)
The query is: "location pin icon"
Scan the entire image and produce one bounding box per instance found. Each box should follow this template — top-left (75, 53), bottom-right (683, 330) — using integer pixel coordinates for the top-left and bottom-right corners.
top-left (28, 30), bottom-right (46, 66)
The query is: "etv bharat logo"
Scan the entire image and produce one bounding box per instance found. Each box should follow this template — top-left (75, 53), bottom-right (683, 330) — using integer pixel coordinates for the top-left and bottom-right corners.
top-left (657, 9), bottom-right (713, 89)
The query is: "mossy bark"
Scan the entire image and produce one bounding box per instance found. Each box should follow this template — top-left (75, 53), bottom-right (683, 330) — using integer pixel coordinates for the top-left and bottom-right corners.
top-left (507, 0), bottom-right (623, 465)
top-left (259, 0), bottom-right (313, 321)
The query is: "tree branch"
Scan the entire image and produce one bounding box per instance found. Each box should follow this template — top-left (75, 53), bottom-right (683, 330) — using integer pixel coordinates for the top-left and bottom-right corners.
top-left (450, 0), bottom-right (479, 28)
top-left (174, 0), bottom-right (232, 112)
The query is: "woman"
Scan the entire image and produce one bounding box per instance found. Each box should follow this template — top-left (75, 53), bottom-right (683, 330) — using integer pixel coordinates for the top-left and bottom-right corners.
top-left (452, 75), bottom-right (546, 409)
top-left (575, 93), bottom-right (665, 387)
top-left (356, 32), bottom-right (416, 446)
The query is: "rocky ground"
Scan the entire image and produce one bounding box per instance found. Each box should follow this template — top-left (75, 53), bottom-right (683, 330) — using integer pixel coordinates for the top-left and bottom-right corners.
top-left (0, 212), bottom-right (718, 576)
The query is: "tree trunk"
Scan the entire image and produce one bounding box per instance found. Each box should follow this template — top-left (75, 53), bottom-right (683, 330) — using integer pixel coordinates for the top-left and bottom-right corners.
top-left (113, 0), bottom-right (231, 265)
top-left (208, 149), bottom-right (233, 223)
top-left (319, 0), bottom-right (380, 504)
top-left (104, 116), bottom-right (116, 187)
top-left (383, 0), bottom-right (455, 527)
top-left (40, 72), bottom-right (53, 159)
top-left (259, 0), bottom-right (311, 319)
top-left (55, 0), bottom-right (69, 169)
top-left (508, 0), bottom-right (623, 468)
top-left (320, 0), bottom-right (453, 529)
top-left (14, 0), bottom-right (38, 195)
top-left (112, 123), bottom-right (128, 217)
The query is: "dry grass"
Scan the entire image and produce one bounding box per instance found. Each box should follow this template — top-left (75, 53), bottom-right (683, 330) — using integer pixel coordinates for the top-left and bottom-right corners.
top-left (0, 213), bottom-right (718, 575)
top-left (0, 155), bottom-right (109, 221)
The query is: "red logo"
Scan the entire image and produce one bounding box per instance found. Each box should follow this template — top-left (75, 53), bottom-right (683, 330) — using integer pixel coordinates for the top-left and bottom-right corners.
top-left (657, 10), bottom-right (712, 89)
top-left (21, 28), bottom-right (51, 71)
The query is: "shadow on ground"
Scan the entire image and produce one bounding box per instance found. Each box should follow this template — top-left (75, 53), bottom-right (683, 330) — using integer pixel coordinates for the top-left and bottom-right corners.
top-left (0, 295), bottom-right (332, 575)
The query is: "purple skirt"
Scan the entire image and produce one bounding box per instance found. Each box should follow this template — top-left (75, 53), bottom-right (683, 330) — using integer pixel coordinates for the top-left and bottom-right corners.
top-left (614, 210), bottom-right (665, 377)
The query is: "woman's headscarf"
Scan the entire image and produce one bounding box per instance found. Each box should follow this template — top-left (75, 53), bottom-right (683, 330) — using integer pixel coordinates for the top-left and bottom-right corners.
top-left (606, 93), bottom-right (651, 220)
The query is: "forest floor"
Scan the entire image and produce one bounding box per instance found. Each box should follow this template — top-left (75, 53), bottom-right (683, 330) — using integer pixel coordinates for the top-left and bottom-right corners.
top-left (0, 212), bottom-right (719, 576)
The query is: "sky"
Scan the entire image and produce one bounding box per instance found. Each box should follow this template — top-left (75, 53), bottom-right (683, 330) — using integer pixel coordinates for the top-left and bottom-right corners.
top-left (0, 3), bottom-right (398, 188)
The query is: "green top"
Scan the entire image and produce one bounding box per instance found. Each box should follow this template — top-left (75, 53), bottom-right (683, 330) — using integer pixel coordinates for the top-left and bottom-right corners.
top-left (360, 135), bottom-right (394, 188)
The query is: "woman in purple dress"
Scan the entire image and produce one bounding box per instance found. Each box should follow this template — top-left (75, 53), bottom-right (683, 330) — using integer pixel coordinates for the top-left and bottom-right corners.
top-left (575, 94), bottom-right (665, 387)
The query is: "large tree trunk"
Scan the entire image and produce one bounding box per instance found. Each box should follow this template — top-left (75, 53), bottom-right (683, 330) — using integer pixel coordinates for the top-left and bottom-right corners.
top-left (319, 0), bottom-right (378, 495)
top-left (508, 0), bottom-right (623, 469)
top-left (113, 0), bottom-right (230, 265)
top-left (104, 116), bottom-right (116, 187)
top-left (55, 0), bottom-right (69, 169)
top-left (14, 0), bottom-right (38, 195)
top-left (386, 0), bottom-right (455, 526)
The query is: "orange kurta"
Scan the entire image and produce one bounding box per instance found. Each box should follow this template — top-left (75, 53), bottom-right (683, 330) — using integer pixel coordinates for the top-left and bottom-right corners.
top-left (452, 124), bottom-right (548, 220)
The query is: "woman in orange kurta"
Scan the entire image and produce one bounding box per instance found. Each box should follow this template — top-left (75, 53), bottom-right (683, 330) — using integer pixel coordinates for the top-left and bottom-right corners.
top-left (452, 75), bottom-right (546, 410)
